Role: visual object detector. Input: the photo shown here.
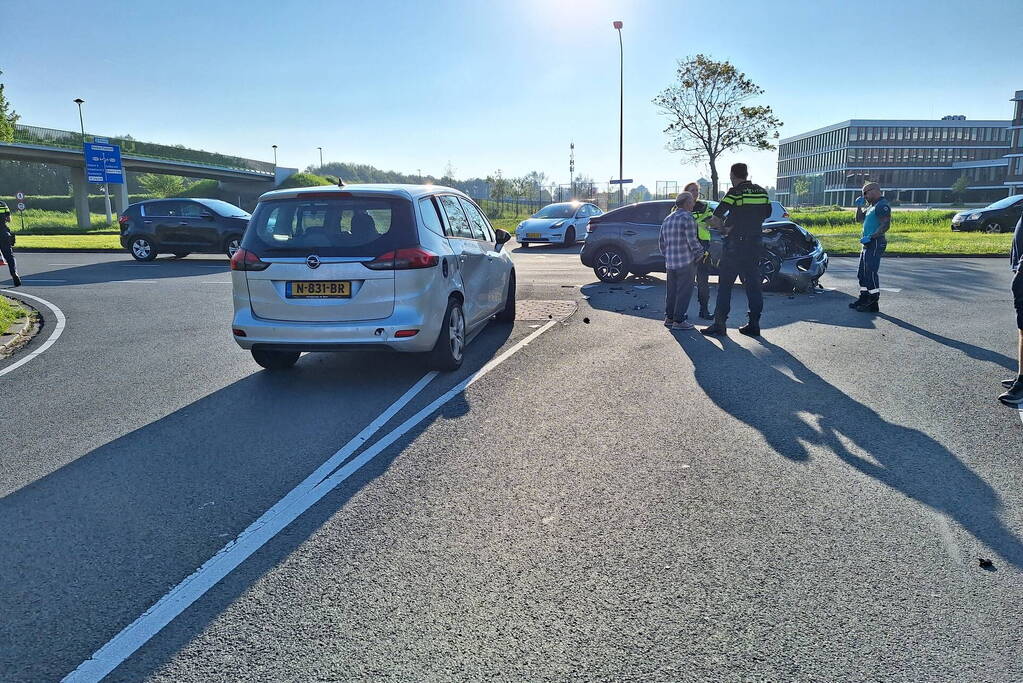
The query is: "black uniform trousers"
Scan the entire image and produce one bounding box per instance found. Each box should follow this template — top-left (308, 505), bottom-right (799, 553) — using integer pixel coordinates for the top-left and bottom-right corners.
top-left (714, 235), bottom-right (763, 321)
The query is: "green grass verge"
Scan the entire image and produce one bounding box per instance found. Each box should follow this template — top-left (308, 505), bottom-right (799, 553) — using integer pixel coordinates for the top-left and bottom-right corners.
top-left (0, 295), bottom-right (27, 334)
top-left (789, 208), bottom-right (1012, 255)
top-left (10, 209), bottom-right (118, 235)
top-left (15, 234), bottom-right (123, 250)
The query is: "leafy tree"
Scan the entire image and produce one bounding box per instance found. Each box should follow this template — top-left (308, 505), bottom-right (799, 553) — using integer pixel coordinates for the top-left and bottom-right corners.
top-left (793, 176), bottom-right (811, 205)
top-left (653, 54), bottom-right (782, 199)
top-left (627, 185), bottom-right (652, 203)
top-left (138, 173), bottom-right (185, 197)
top-left (951, 173), bottom-right (970, 204)
top-left (277, 172), bottom-right (331, 189)
top-left (0, 69), bottom-right (18, 143)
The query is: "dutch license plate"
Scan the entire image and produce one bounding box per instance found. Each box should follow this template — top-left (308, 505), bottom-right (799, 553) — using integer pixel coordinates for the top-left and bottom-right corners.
top-left (287, 281), bottom-right (351, 298)
top-left (527, 233), bottom-right (541, 238)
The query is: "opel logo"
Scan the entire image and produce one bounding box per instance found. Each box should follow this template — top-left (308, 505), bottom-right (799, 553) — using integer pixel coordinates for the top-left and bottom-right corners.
top-left (306, 255), bottom-right (320, 269)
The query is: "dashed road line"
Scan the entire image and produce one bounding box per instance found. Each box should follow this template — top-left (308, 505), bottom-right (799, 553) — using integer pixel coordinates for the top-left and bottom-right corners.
top-left (64, 318), bottom-right (560, 682)
top-left (0, 290), bottom-right (67, 378)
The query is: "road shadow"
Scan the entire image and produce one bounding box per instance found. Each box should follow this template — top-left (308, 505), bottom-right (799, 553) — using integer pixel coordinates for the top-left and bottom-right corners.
top-left (14, 256), bottom-right (230, 287)
top-left (824, 257), bottom-right (1009, 302)
top-left (672, 332), bottom-right (1023, 571)
top-left (511, 240), bottom-right (584, 255)
top-left (0, 322), bottom-right (513, 681)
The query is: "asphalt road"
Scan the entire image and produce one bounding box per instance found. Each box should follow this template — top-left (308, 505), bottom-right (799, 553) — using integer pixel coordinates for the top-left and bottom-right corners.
top-left (1, 242), bottom-right (1022, 681)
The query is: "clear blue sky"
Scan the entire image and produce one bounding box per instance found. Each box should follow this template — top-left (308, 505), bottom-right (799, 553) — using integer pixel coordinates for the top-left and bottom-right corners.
top-left (5, 0), bottom-right (1021, 192)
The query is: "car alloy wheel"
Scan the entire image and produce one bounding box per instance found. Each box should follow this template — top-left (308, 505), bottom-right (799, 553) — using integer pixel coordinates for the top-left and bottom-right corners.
top-left (983, 221), bottom-right (1003, 234)
top-left (131, 238), bottom-right (156, 261)
top-left (595, 248), bottom-right (628, 283)
top-left (226, 237), bottom-right (242, 258)
top-left (449, 304), bottom-right (465, 362)
top-left (564, 226), bottom-right (576, 246)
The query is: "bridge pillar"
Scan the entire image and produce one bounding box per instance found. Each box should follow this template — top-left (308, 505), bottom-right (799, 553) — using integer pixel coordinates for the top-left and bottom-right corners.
top-left (113, 183), bottom-right (130, 216)
top-left (70, 166), bottom-right (91, 230)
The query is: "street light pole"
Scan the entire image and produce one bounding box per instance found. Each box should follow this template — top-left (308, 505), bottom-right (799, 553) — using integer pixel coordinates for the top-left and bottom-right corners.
top-left (74, 98), bottom-right (112, 224)
top-left (613, 21), bottom-right (624, 207)
top-left (317, 146), bottom-right (323, 169)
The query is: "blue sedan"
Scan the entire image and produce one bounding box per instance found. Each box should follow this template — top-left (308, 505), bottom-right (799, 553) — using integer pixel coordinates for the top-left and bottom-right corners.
top-left (515, 202), bottom-right (603, 246)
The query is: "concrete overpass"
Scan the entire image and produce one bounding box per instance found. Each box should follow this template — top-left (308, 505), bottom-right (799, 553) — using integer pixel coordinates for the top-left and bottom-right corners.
top-left (0, 124), bottom-right (281, 228)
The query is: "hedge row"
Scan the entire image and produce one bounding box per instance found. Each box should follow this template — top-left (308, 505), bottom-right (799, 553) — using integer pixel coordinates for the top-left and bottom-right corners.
top-left (0, 194), bottom-right (157, 212)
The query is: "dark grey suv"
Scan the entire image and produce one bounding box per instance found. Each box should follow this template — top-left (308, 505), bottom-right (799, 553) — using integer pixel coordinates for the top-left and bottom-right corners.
top-left (119, 198), bottom-right (251, 261)
top-left (580, 199), bottom-right (829, 291)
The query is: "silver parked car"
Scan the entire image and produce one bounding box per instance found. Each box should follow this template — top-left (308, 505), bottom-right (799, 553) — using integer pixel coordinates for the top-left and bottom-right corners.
top-left (230, 185), bottom-right (516, 371)
top-left (515, 202), bottom-right (602, 246)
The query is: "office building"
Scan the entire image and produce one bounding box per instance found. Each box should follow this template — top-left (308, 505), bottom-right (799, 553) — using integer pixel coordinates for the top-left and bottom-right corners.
top-left (775, 92), bottom-right (1021, 206)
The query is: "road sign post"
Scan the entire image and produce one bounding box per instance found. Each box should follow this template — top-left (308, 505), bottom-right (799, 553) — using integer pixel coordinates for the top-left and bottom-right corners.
top-left (84, 142), bottom-right (124, 224)
top-left (15, 192), bottom-right (26, 231)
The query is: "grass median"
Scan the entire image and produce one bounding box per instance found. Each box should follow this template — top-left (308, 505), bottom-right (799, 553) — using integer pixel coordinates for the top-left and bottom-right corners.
top-left (1, 295), bottom-right (26, 334)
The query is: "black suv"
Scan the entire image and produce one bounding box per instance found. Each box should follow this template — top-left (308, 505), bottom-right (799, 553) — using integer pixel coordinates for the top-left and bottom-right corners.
top-left (951, 194), bottom-right (1023, 233)
top-left (119, 198), bottom-right (251, 260)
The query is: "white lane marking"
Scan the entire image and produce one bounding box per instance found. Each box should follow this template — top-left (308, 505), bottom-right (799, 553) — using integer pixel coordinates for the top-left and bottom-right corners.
top-left (21, 279), bottom-right (68, 283)
top-left (65, 319), bottom-right (559, 682)
top-left (880, 287), bottom-right (902, 293)
top-left (0, 290), bottom-right (67, 378)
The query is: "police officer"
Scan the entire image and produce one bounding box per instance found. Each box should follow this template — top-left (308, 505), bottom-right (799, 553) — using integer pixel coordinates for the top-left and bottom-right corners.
top-left (684, 182), bottom-right (715, 320)
top-left (700, 163), bottom-right (771, 337)
top-left (0, 201), bottom-right (21, 287)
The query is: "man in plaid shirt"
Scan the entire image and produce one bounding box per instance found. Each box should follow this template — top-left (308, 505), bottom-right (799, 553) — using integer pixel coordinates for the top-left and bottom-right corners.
top-left (659, 191), bottom-right (705, 330)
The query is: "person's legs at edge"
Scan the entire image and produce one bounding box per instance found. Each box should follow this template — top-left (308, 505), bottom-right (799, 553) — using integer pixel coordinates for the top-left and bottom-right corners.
top-left (999, 270), bottom-right (1023, 404)
top-left (665, 268), bottom-right (679, 327)
top-left (737, 246), bottom-right (763, 336)
top-left (851, 244), bottom-right (869, 308)
top-left (672, 261), bottom-right (696, 328)
top-left (703, 249), bottom-right (738, 335)
top-left (855, 239), bottom-right (885, 312)
top-left (696, 248), bottom-right (712, 319)
top-left (0, 238), bottom-right (19, 287)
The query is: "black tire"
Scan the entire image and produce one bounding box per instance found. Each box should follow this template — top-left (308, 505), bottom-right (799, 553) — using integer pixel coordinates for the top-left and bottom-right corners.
top-left (983, 221), bottom-right (1004, 234)
top-left (429, 297), bottom-right (466, 371)
top-left (759, 254), bottom-right (782, 290)
top-left (594, 247), bottom-right (630, 283)
top-left (251, 349), bottom-right (300, 370)
top-left (129, 236), bottom-right (158, 261)
top-left (564, 226), bottom-right (576, 246)
top-left (521, 241), bottom-right (531, 248)
top-left (172, 252), bottom-right (191, 258)
top-left (224, 235), bottom-right (243, 258)
top-left (496, 271), bottom-right (516, 322)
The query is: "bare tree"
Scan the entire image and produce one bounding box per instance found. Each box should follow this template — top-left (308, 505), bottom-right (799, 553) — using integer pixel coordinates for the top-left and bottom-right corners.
top-left (653, 54), bottom-right (782, 199)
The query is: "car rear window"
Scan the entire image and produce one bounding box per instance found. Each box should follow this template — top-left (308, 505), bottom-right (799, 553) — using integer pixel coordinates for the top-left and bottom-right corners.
top-left (243, 195), bottom-right (416, 257)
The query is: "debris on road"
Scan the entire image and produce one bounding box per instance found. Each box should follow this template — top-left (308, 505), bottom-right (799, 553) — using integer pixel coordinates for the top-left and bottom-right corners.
top-left (583, 318), bottom-right (590, 324)
top-left (979, 558), bottom-right (995, 570)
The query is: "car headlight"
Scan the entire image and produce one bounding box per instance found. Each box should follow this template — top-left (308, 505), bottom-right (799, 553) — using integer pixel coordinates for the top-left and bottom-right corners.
top-left (967, 212), bottom-right (984, 221)
top-left (551, 220), bottom-right (565, 229)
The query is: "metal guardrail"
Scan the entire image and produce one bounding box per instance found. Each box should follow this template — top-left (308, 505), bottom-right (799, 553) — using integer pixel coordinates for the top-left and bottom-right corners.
top-left (10, 124), bottom-right (275, 176)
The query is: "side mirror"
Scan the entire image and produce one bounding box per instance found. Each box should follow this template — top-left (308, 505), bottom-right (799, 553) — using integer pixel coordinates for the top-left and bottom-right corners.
top-left (495, 229), bottom-right (511, 246)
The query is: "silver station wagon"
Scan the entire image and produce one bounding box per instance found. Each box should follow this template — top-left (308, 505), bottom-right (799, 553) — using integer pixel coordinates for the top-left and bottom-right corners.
top-left (230, 184), bottom-right (516, 371)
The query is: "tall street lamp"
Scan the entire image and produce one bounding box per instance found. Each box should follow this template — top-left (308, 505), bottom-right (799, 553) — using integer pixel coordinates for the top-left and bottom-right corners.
top-left (272, 144), bottom-right (278, 166)
top-left (317, 146), bottom-right (323, 168)
top-left (613, 20), bottom-right (624, 207)
top-left (73, 97), bottom-right (112, 224)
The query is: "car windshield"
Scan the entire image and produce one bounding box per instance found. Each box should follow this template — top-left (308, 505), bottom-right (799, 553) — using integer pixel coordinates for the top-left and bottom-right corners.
top-left (243, 195), bottom-right (415, 257)
top-left (984, 195), bottom-right (1023, 210)
top-left (198, 199), bottom-right (250, 218)
top-left (532, 204), bottom-right (576, 219)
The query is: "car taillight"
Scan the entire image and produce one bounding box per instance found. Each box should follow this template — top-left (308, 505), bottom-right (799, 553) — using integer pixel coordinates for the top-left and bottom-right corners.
top-left (230, 248), bottom-right (269, 271)
top-left (586, 221), bottom-right (599, 233)
top-left (364, 248), bottom-right (440, 270)
top-left (118, 214), bottom-right (129, 224)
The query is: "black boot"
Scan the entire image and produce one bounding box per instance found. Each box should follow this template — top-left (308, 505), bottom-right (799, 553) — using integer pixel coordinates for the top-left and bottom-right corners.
top-left (11, 273), bottom-right (21, 287)
top-left (698, 295), bottom-right (713, 320)
top-left (700, 313), bottom-right (728, 336)
top-left (739, 313), bottom-right (761, 337)
top-left (848, 291), bottom-right (868, 308)
top-left (854, 293), bottom-right (879, 313)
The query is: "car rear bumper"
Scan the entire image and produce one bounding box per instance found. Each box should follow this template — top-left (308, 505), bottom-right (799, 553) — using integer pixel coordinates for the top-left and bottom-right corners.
top-left (780, 248), bottom-right (828, 288)
top-left (231, 306), bottom-right (443, 353)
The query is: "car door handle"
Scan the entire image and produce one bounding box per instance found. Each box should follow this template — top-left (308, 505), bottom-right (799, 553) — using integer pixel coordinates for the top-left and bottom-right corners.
top-left (623, 230), bottom-right (637, 235)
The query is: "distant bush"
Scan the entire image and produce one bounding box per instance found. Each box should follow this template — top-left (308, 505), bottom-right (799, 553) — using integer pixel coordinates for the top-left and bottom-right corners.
top-left (1, 194), bottom-right (155, 212)
top-left (277, 172), bottom-right (331, 189)
top-left (791, 209), bottom-right (957, 230)
top-left (175, 179), bottom-right (221, 198)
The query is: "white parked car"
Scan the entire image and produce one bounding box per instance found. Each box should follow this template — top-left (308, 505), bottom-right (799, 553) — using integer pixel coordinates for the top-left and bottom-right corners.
top-left (231, 184), bottom-right (516, 371)
top-left (515, 202), bottom-right (602, 246)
